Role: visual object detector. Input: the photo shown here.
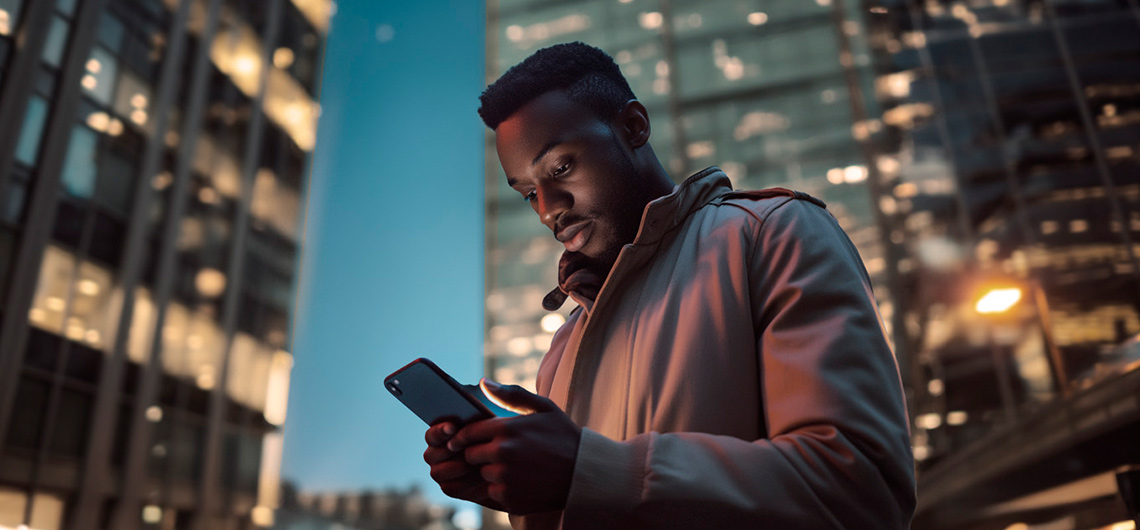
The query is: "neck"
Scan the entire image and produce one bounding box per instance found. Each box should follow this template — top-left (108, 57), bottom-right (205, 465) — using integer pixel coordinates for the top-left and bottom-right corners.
top-left (636, 146), bottom-right (678, 202)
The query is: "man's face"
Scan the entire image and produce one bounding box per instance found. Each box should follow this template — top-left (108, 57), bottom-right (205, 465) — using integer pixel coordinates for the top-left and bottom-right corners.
top-left (496, 91), bottom-right (649, 271)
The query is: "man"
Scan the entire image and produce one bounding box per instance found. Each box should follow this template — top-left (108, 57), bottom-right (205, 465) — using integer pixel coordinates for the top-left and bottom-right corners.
top-left (424, 42), bottom-right (916, 529)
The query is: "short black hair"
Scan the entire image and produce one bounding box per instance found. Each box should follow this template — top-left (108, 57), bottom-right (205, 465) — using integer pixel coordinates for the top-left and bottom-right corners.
top-left (478, 41), bottom-right (636, 130)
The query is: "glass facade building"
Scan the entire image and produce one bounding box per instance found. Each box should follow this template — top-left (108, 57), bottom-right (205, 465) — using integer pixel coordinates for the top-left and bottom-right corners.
top-left (0, 0), bottom-right (328, 528)
top-left (482, 0), bottom-right (1140, 529)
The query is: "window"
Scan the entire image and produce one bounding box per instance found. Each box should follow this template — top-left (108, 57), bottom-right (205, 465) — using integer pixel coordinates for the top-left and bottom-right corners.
top-left (0, 0), bottom-right (26, 37)
top-left (15, 96), bottom-right (49, 166)
top-left (81, 48), bottom-right (118, 105)
top-left (41, 16), bottom-right (70, 68)
top-left (27, 245), bottom-right (121, 352)
top-left (60, 125), bottom-right (99, 199)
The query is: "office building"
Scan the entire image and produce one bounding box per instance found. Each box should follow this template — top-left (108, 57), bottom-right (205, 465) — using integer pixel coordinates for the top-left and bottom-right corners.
top-left (481, 0), bottom-right (1140, 528)
top-left (482, 0), bottom-right (895, 392)
top-left (0, 0), bottom-right (329, 528)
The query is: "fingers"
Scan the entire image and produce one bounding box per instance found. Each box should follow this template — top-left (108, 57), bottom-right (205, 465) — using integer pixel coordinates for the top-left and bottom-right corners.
top-left (448, 417), bottom-right (512, 452)
top-left (425, 422), bottom-right (457, 447)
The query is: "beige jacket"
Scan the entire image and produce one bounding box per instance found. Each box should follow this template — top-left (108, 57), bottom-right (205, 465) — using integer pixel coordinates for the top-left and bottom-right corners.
top-left (514, 168), bottom-right (915, 530)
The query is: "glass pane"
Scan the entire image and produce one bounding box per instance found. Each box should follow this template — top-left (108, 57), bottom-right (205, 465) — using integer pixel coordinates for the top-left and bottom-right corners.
top-left (0, 485), bottom-right (28, 526)
top-left (112, 69), bottom-right (152, 131)
top-left (28, 492), bottom-right (65, 530)
top-left (0, 0), bottom-right (24, 37)
top-left (61, 125), bottom-right (98, 199)
top-left (3, 179), bottom-right (25, 224)
top-left (95, 149), bottom-right (136, 214)
top-left (28, 245), bottom-right (77, 334)
top-left (251, 169), bottom-right (299, 240)
top-left (15, 95), bottom-right (49, 166)
top-left (41, 16), bottom-right (68, 68)
top-left (67, 259), bottom-right (119, 350)
top-left (48, 388), bottom-right (91, 456)
top-left (6, 376), bottom-right (48, 449)
top-left (95, 12), bottom-right (124, 52)
top-left (81, 48), bottom-right (117, 105)
top-left (126, 286), bottom-right (156, 366)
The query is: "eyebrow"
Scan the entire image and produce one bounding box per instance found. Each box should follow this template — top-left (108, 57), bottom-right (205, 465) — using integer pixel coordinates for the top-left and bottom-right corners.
top-left (507, 138), bottom-right (566, 187)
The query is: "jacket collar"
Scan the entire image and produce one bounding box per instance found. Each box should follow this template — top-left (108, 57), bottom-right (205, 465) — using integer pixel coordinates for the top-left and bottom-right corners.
top-left (632, 166), bottom-right (732, 246)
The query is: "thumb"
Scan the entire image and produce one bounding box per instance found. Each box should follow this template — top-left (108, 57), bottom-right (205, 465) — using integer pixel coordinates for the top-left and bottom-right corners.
top-left (479, 378), bottom-right (556, 415)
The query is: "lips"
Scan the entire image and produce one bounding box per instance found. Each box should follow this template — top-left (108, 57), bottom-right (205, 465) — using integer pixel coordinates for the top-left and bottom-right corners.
top-left (557, 221), bottom-right (592, 253)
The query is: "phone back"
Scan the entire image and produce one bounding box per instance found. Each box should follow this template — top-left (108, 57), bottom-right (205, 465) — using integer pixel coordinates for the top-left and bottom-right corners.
top-left (385, 359), bottom-right (491, 425)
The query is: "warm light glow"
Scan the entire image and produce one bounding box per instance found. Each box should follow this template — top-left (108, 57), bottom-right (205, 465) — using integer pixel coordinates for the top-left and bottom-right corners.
top-left (1110, 521), bottom-right (1136, 530)
top-left (46, 296), bottom-right (66, 311)
top-left (927, 378), bottom-right (944, 396)
top-left (916, 413), bottom-right (942, 429)
top-left (946, 411), bottom-right (968, 425)
top-left (29, 308), bottom-right (46, 322)
top-left (142, 505), bottom-right (163, 524)
top-left (251, 505), bottom-right (274, 527)
top-left (976, 287), bottom-right (1022, 314)
top-left (107, 118), bottom-right (123, 136)
top-left (506, 336), bottom-right (532, 356)
top-left (81, 74), bottom-right (98, 90)
top-left (198, 187), bottom-right (219, 204)
top-left (146, 405), bottom-right (163, 422)
top-left (263, 350), bottom-right (293, 426)
top-left (540, 313), bottom-right (565, 333)
top-left (77, 279), bottom-right (100, 296)
top-left (747, 12), bottom-right (768, 25)
top-left (130, 93), bottom-right (148, 108)
top-left (639, 11), bottom-right (663, 29)
top-left (152, 172), bottom-right (173, 190)
top-left (84, 329), bottom-right (101, 344)
top-left (1004, 524), bottom-right (1028, 530)
top-left (195, 268), bottom-right (226, 298)
top-left (86, 58), bottom-right (102, 73)
top-left (480, 379), bottom-right (535, 415)
top-left (843, 165), bottom-right (867, 183)
top-left (86, 111), bottom-right (110, 132)
top-left (0, 10), bottom-right (10, 37)
top-left (130, 109), bottom-right (147, 125)
top-left (234, 55), bottom-right (257, 75)
top-left (272, 47), bottom-right (294, 68)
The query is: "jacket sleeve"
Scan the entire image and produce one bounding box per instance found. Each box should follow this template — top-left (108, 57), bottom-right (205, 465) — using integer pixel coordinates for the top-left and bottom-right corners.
top-left (558, 198), bottom-right (916, 530)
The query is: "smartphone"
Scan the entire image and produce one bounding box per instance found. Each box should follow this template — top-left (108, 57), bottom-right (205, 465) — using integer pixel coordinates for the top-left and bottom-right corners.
top-left (385, 358), bottom-right (495, 426)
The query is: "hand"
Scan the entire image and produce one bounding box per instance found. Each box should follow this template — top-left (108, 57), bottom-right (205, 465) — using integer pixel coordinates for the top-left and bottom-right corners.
top-left (448, 379), bottom-right (582, 514)
top-left (424, 421), bottom-right (505, 511)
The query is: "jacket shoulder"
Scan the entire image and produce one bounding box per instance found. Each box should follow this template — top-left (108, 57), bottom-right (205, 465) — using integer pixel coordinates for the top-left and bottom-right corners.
top-left (712, 187), bottom-right (828, 222)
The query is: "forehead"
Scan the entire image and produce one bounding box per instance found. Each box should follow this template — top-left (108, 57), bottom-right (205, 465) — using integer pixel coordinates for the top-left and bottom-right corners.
top-left (494, 91), bottom-right (606, 165)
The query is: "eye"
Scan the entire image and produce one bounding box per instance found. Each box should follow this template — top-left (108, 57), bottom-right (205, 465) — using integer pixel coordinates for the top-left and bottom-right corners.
top-left (523, 190), bottom-right (536, 203)
top-left (552, 161), bottom-right (571, 177)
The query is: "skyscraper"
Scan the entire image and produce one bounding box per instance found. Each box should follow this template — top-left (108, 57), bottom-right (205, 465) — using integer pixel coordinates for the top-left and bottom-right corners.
top-left (481, 0), bottom-right (1140, 528)
top-left (0, 0), bottom-right (329, 528)
top-left (482, 0), bottom-right (894, 394)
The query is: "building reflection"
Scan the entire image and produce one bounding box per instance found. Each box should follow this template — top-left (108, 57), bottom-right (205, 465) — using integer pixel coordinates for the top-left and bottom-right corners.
top-left (0, 0), bottom-right (326, 528)
top-left (483, 0), bottom-right (1140, 529)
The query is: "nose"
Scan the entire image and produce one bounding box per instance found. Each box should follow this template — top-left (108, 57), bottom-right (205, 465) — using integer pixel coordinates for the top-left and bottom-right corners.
top-left (535, 183), bottom-right (571, 229)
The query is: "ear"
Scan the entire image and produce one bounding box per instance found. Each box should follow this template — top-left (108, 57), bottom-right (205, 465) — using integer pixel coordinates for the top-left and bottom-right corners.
top-left (617, 99), bottom-right (651, 148)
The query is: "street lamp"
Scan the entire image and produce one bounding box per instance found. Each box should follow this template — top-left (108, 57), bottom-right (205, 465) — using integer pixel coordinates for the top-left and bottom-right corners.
top-left (974, 282), bottom-right (1071, 401)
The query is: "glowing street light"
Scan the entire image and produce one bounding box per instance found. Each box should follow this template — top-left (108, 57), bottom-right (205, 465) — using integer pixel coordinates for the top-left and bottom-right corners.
top-left (975, 287), bottom-right (1023, 314)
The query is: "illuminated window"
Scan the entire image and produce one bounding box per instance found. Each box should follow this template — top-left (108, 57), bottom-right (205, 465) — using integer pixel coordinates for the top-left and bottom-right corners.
top-left (27, 245), bottom-right (120, 351)
top-left (251, 169), bottom-right (300, 239)
top-left (0, 0), bottom-right (27, 37)
top-left (161, 302), bottom-right (224, 388)
top-left (228, 333), bottom-right (273, 412)
top-left (81, 48), bottom-right (118, 105)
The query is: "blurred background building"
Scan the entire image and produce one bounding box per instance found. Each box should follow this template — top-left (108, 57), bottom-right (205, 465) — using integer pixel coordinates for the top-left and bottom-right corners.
top-left (272, 482), bottom-right (461, 530)
top-left (0, 0), bottom-right (328, 528)
top-left (481, 0), bottom-right (1140, 529)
